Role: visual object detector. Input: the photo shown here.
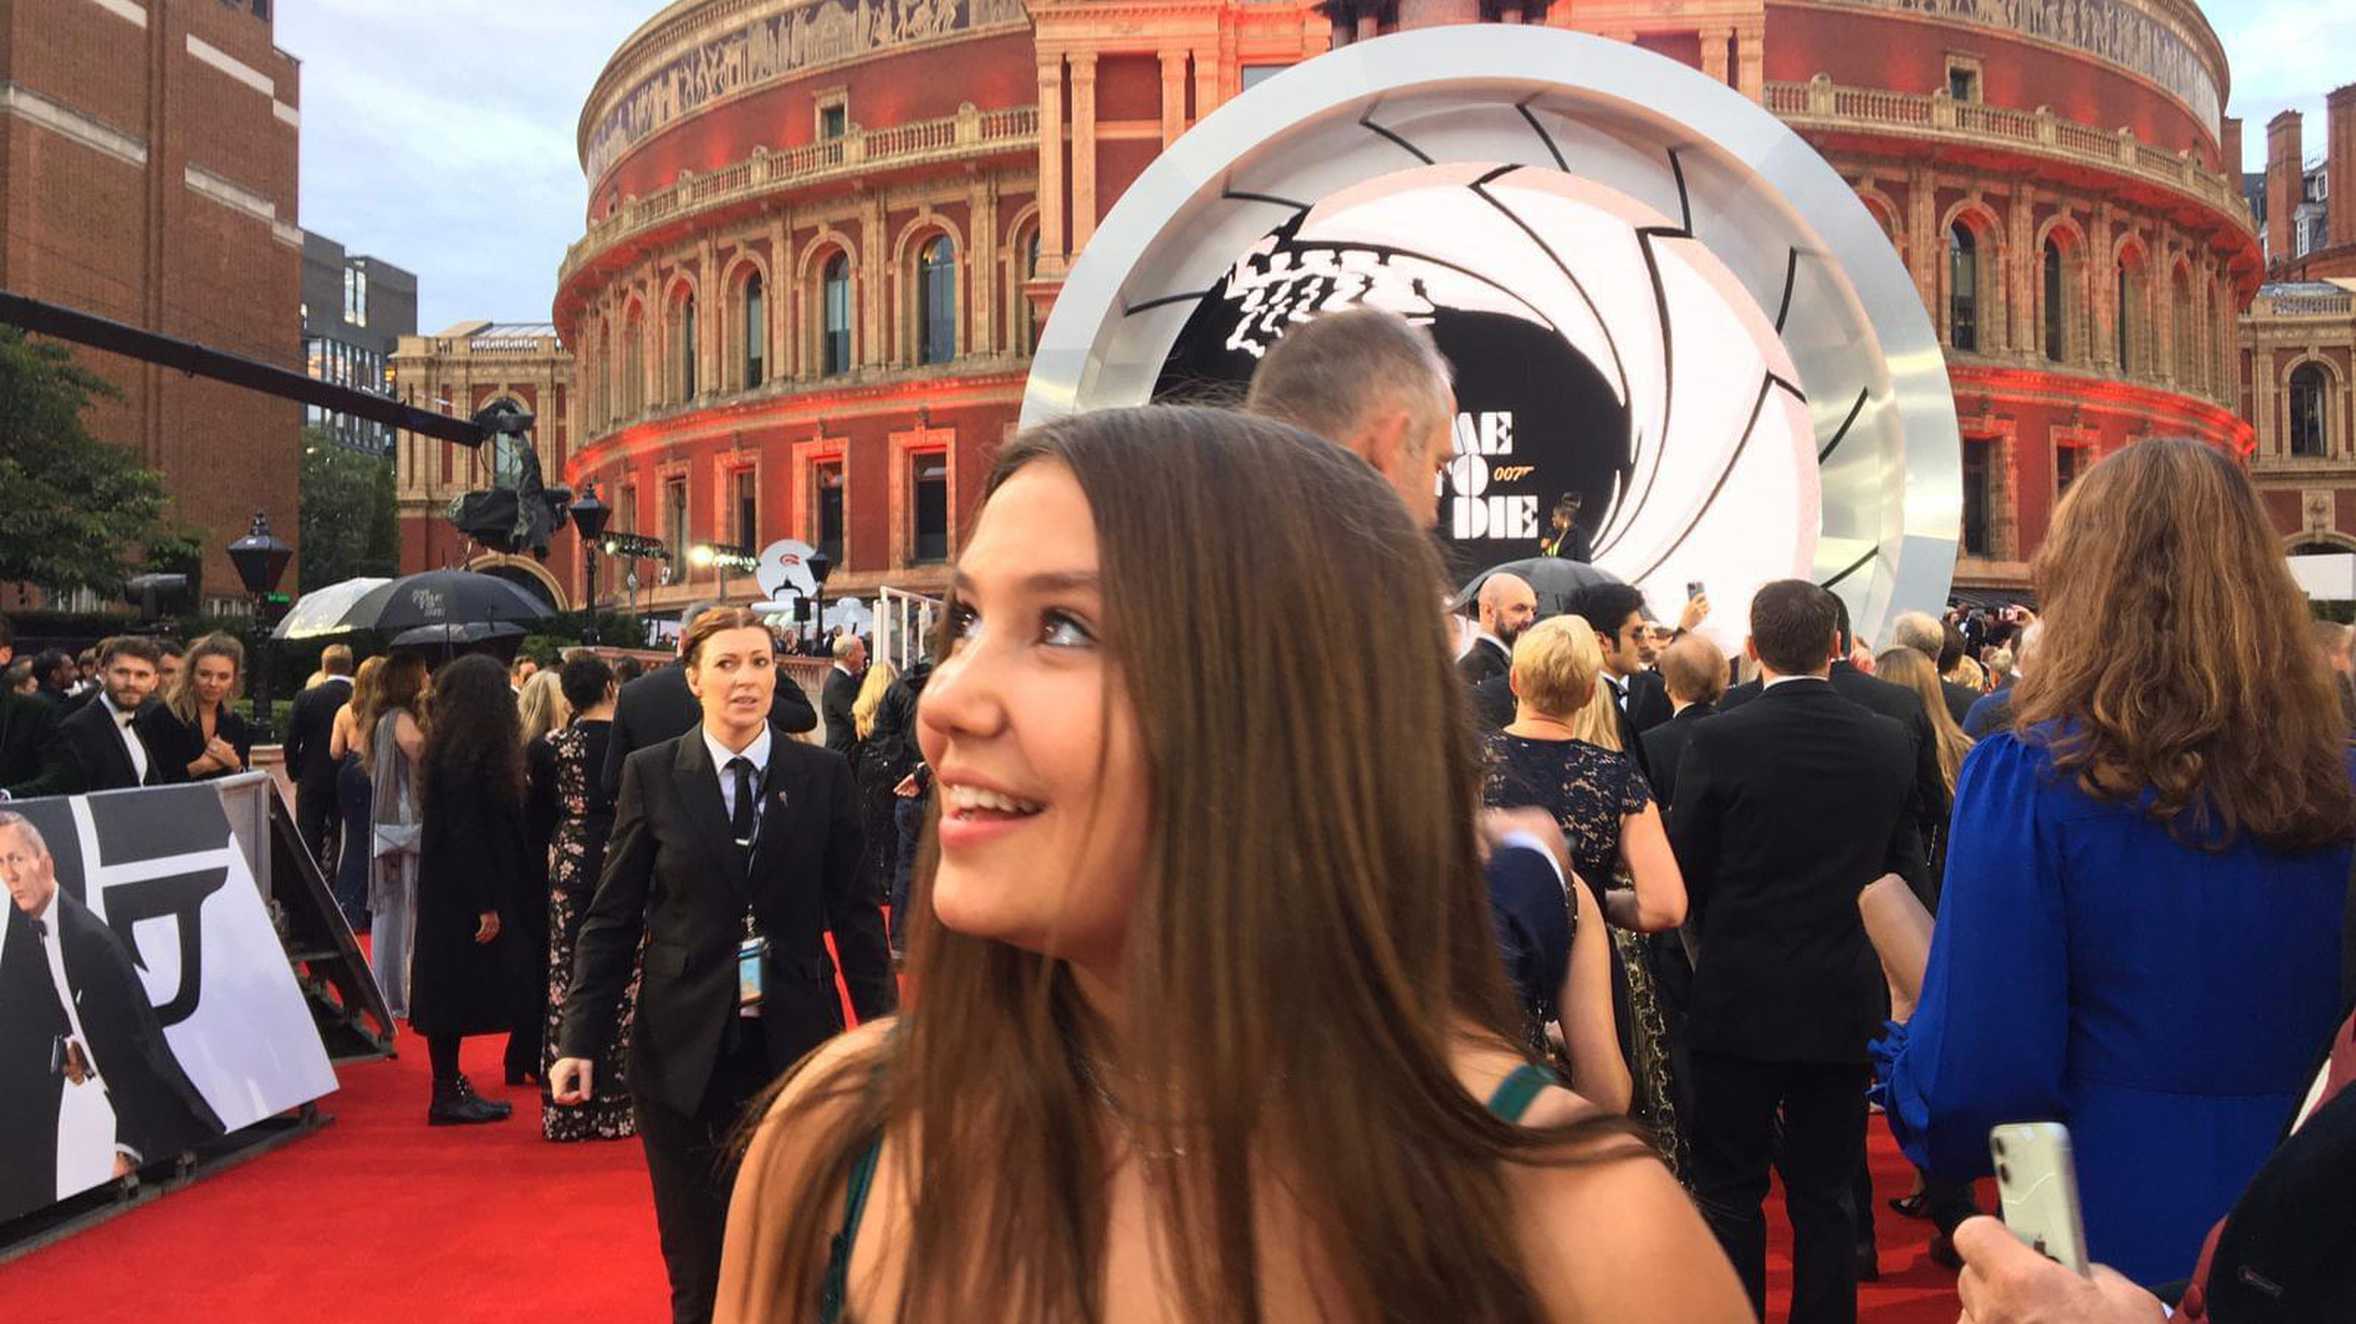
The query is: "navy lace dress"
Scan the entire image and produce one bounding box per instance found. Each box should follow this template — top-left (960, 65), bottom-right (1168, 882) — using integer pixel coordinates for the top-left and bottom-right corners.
top-left (1481, 733), bottom-right (1650, 896)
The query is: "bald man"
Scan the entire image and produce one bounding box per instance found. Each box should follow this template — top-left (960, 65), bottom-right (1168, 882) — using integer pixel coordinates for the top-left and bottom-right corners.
top-left (1244, 307), bottom-right (1457, 527)
top-left (1458, 572), bottom-right (1536, 687)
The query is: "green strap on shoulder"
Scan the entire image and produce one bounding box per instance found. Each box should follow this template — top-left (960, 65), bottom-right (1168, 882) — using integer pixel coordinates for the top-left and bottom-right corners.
top-left (1485, 1062), bottom-right (1558, 1123)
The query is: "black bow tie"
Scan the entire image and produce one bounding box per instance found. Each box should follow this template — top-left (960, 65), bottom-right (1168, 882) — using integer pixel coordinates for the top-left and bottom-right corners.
top-left (113, 710), bottom-right (136, 729)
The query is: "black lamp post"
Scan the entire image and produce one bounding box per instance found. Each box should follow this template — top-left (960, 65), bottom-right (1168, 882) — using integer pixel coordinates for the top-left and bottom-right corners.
top-left (569, 483), bottom-right (611, 644)
top-left (808, 549), bottom-right (833, 655)
top-left (226, 511), bottom-right (293, 738)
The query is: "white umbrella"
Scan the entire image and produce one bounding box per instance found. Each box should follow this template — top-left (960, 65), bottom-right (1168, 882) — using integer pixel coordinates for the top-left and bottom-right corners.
top-left (272, 577), bottom-right (393, 640)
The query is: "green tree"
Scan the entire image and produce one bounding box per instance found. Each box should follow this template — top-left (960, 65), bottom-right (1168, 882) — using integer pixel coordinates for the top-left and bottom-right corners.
top-left (298, 426), bottom-right (398, 589)
top-left (0, 327), bottom-right (187, 597)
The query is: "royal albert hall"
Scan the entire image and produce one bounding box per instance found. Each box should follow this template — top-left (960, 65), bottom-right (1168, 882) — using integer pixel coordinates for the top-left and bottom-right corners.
top-left (542, 0), bottom-right (2256, 615)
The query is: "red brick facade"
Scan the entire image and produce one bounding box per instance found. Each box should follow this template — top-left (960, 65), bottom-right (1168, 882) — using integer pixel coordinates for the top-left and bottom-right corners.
top-left (0, 0), bottom-right (302, 606)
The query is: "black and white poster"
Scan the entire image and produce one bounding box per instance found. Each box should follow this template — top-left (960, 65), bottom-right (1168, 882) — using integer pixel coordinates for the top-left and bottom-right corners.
top-left (0, 785), bottom-right (337, 1225)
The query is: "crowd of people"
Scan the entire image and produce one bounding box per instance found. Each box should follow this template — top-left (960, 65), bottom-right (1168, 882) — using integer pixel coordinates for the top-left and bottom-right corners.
top-left (7, 306), bottom-right (2356, 1324)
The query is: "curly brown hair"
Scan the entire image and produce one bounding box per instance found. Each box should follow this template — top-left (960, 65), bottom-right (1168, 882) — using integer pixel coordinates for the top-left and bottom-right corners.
top-left (418, 653), bottom-right (524, 812)
top-left (2015, 438), bottom-right (2355, 851)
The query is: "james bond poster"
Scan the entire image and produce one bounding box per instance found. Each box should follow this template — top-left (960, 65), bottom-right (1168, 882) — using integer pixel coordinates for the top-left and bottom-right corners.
top-left (0, 785), bottom-right (337, 1225)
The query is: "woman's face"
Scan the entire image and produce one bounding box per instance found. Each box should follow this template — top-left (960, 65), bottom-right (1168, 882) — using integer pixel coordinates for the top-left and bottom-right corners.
top-left (918, 461), bottom-right (1148, 968)
top-left (193, 654), bottom-right (237, 707)
top-left (684, 627), bottom-right (776, 735)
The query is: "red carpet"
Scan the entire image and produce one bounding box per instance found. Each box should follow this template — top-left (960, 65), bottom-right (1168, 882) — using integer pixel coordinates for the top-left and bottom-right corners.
top-left (0, 1033), bottom-right (1970, 1323)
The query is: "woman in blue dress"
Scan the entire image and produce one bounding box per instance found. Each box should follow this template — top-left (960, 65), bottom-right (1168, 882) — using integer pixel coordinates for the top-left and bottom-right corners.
top-left (1876, 438), bottom-right (2355, 1285)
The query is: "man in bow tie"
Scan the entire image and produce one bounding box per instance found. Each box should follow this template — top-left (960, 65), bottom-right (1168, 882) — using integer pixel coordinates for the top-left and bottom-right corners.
top-left (4, 637), bottom-right (186, 802)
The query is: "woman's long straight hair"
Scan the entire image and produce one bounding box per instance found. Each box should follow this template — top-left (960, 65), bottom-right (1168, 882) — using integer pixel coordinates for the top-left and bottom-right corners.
top-left (2015, 437), bottom-right (2356, 851)
top-left (165, 632), bottom-right (245, 728)
top-left (1874, 647), bottom-right (1970, 794)
top-left (746, 406), bottom-right (1643, 1322)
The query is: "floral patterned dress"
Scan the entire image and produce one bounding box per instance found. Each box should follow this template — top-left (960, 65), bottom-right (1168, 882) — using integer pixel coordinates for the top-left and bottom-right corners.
top-left (1482, 731), bottom-right (1689, 1176)
top-left (531, 720), bottom-right (639, 1142)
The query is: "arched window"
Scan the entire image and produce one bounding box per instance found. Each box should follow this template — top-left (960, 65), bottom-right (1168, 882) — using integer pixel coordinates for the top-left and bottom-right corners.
top-left (918, 236), bottom-right (956, 366)
top-left (2115, 260), bottom-right (2144, 374)
top-left (1948, 222), bottom-right (1979, 352)
top-left (2042, 239), bottom-right (2065, 362)
top-left (623, 307), bottom-right (645, 418)
top-left (2171, 268), bottom-right (2197, 388)
top-left (823, 254), bottom-right (852, 376)
top-left (679, 294), bottom-right (698, 400)
top-left (1014, 229), bottom-right (1041, 353)
top-left (2291, 363), bottom-right (2330, 458)
top-left (744, 273), bottom-right (765, 388)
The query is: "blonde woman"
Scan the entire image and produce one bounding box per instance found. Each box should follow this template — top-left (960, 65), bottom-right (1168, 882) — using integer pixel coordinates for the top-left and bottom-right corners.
top-left (161, 633), bottom-right (253, 781)
top-left (1483, 614), bottom-right (1690, 1161)
top-left (325, 657), bottom-right (386, 928)
top-left (517, 668), bottom-right (572, 749)
top-left (850, 659), bottom-right (902, 907)
top-left (1948, 654), bottom-right (1986, 695)
top-left (1875, 648), bottom-right (1972, 798)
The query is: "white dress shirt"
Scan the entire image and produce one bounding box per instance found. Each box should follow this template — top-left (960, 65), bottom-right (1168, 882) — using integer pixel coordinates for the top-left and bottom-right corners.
top-left (98, 692), bottom-right (148, 785)
top-left (703, 723), bottom-right (773, 826)
top-left (23, 890), bottom-right (129, 1185)
top-left (1763, 673), bottom-right (1832, 690)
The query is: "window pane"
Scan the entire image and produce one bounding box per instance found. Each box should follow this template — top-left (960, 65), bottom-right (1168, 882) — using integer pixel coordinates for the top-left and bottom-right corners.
top-left (1948, 224), bottom-right (1978, 352)
top-left (824, 257), bottom-right (851, 376)
top-left (920, 238), bottom-right (954, 365)
top-left (816, 461), bottom-right (845, 565)
top-left (746, 275), bottom-right (765, 386)
top-left (2291, 366), bottom-right (2328, 457)
top-left (682, 297), bottom-right (697, 398)
top-left (736, 470), bottom-right (758, 548)
top-left (2043, 242), bottom-right (2064, 362)
top-left (912, 454), bottom-right (949, 562)
top-left (1961, 438), bottom-right (1991, 556)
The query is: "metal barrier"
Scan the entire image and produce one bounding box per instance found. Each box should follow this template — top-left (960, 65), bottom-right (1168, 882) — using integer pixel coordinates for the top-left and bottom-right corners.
top-left (877, 585), bottom-right (943, 674)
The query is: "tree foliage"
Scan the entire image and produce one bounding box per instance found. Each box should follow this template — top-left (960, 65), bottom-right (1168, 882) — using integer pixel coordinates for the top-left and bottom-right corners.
top-left (0, 327), bottom-right (187, 598)
top-left (298, 426), bottom-right (399, 590)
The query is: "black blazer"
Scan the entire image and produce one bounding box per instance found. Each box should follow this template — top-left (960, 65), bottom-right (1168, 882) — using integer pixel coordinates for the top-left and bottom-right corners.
top-left (16, 698), bottom-right (188, 799)
top-left (284, 677), bottom-right (352, 791)
top-left (821, 667), bottom-right (861, 758)
top-left (1457, 637), bottom-right (1510, 688)
top-left (1639, 701), bottom-right (1714, 810)
top-left (0, 891), bottom-right (223, 1218)
top-left (149, 705), bottom-right (255, 783)
top-left (601, 662), bottom-right (818, 802)
top-left (1623, 669), bottom-right (1674, 735)
top-left (1722, 661), bottom-right (1939, 896)
top-left (0, 688), bottom-right (58, 792)
top-left (561, 727), bottom-right (896, 1115)
top-left (1667, 681), bottom-right (1917, 1064)
top-left (1940, 680), bottom-right (1979, 728)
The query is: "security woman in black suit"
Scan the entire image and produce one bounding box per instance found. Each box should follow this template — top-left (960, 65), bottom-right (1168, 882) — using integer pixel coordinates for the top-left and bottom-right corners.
top-left (552, 606), bottom-right (896, 1324)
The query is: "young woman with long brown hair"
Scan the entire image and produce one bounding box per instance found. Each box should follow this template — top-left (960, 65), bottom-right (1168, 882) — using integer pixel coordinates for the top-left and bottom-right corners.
top-left (1877, 438), bottom-right (2356, 1284)
top-left (160, 632), bottom-right (253, 780)
top-left (714, 407), bottom-right (1746, 1323)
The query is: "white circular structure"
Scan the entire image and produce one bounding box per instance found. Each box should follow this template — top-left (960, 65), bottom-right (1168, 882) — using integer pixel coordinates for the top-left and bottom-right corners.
top-left (1022, 25), bottom-right (1959, 647)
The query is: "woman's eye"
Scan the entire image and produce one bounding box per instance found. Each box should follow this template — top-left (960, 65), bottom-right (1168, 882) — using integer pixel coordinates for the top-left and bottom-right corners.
top-left (1041, 610), bottom-right (1096, 649)
top-left (945, 606), bottom-right (981, 649)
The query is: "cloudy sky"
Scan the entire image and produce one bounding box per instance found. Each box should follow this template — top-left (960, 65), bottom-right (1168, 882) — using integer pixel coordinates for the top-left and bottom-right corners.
top-left (281, 0), bottom-right (2347, 334)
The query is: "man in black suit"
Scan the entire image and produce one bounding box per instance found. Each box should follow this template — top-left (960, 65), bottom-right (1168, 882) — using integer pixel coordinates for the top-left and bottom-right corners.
top-left (821, 632), bottom-right (867, 758)
top-left (1668, 581), bottom-right (1917, 1324)
top-left (284, 644), bottom-right (355, 869)
top-left (603, 602), bottom-right (819, 802)
top-left (1457, 572), bottom-right (1536, 687)
top-left (0, 812), bottom-right (224, 1220)
top-left (555, 608), bottom-right (893, 1324)
top-left (1720, 599), bottom-right (1937, 901)
top-left (0, 616), bottom-right (57, 791)
top-left (1640, 632), bottom-right (1726, 812)
top-left (4, 637), bottom-right (185, 802)
top-left (1888, 610), bottom-right (1978, 726)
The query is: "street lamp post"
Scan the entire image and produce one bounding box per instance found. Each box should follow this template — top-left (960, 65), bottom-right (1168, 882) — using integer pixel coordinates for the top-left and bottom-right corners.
top-left (226, 511), bottom-right (293, 739)
top-left (569, 484), bottom-right (611, 645)
top-left (807, 549), bottom-right (834, 655)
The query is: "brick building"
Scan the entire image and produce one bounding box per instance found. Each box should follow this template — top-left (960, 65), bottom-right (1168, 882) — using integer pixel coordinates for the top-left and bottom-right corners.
top-left (2260, 87), bottom-right (2354, 283)
top-left (389, 322), bottom-right (577, 607)
top-left (392, 0), bottom-right (2269, 609)
top-left (0, 0), bottom-right (302, 610)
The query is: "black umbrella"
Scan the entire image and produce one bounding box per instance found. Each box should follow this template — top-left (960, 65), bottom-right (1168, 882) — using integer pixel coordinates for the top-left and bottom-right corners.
top-left (1453, 557), bottom-right (1625, 619)
top-left (388, 620), bottom-right (526, 649)
top-left (332, 569), bottom-right (552, 635)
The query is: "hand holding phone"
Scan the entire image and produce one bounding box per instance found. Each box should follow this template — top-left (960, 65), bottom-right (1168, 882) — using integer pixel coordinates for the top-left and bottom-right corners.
top-left (1990, 1122), bottom-right (2091, 1277)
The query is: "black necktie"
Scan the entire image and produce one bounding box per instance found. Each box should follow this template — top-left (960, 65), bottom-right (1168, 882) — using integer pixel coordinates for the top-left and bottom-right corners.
top-left (728, 757), bottom-right (756, 846)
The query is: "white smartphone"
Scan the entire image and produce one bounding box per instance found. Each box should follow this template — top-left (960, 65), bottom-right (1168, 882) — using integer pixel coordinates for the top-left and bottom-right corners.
top-left (1989, 1122), bottom-right (2090, 1276)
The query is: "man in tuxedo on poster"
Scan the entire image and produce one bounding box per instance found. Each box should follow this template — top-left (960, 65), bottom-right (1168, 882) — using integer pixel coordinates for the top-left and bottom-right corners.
top-left (554, 607), bottom-right (894, 1324)
top-left (0, 810), bottom-right (222, 1220)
